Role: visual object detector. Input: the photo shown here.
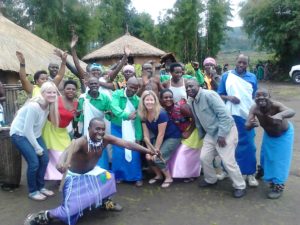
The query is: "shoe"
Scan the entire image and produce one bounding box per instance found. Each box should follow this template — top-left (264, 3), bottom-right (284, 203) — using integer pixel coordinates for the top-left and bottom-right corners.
top-left (161, 180), bottom-right (173, 188)
top-left (135, 180), bottom-right (143, 187)
top-left (233, 189), bottom-right (246, 198)
top-left (216, 171), bottom-right (229, 181)
top-left (103, 199), bottom-right (123, 212)
top-left (198, 179), bottom-right (217, 188)
top-left (267, 190), bottom-right (282, 199)
top-left (24, 210), bottom-right (49, 225)
top-left (247, 175), bottom-right (259, 187)
top-left (148, 177), bottom-right (163, 184)
top-left (39, 188), bottom-right (55, 197)
top-left (28, 192), bottom-right (47, 201)
top-left (183, 178), bottom-right (195, 183)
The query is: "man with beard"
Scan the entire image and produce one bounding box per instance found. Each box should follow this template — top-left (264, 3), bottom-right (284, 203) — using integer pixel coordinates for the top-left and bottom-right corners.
top-left (245, 89), bottom-right (295, 199)
top-left (218, 54), bottom-right (259, 187)
top-left (24, 118), bottom-right (156, 225)
top-left (185, 79), bottom-right (246, 198)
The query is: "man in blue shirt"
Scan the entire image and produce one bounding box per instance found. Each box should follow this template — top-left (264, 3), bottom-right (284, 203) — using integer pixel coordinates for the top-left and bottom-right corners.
top-left (218, 54), bottom-right (259, 187)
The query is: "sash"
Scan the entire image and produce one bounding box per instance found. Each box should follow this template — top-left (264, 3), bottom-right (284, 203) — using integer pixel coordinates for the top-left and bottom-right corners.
top-left (225, 72), bottom-right (254, 119)
top-left (83, 96), bottom-right (105, 135)
top-left (121, 90), bottom-right (136, 162)
top-left (98, 77), bottom-right (112, 99)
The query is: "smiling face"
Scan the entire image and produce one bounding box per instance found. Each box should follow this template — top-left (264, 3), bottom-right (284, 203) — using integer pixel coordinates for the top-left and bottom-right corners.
top-left (88, 120), bottom-right (106, 142)
top-left (88, 77), bottom-right (100, 93)
top-left (161, 91), bottom-right (174, 108)
top-left (64, 83), bottom-right (77, 100)
top-left (255, 90), bottom-right (270, 108)
top-left (48, 63), bottom-right (59, 78)
top-left (42, 87), bottom-right (57, 103)
top-left (185, 79), bottom-right (200, 98)
top-left (143, 94), bottom-right (156, 111)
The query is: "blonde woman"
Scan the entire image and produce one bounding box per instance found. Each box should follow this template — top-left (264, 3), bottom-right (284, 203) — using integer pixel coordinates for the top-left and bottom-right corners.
top-left (138, 90), bottom-right (181, 188)
top-left (10, 81), bottom-right (59, 201)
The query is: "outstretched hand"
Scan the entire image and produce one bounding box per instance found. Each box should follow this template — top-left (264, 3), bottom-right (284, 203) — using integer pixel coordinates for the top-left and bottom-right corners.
top-left (124, 45), bottom-right (131, 57)
top-left (54, 49), bottom-right (68, 62)
top-left (16, 51), bottom-right (25, 64)
top-left (70, 34), bottom-right (78, 48)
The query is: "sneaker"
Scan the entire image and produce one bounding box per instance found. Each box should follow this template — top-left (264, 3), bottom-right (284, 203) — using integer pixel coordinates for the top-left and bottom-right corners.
top-left (28, 192), bottom-right (47, 201)
top-left (103, 199), bottom-right (123, 212)
top-left (24, 210), bottom-right (49, 225)
top-left (247, 175), bottom-right (259, 187)
top-left (216, 171), bottom-right (229, 181)
top-left (233, 189), bottom-right (246, 198)
top-left (267, 190), bottom-right (282, 199)
top-left (40, 188), bottom-right (55, 197)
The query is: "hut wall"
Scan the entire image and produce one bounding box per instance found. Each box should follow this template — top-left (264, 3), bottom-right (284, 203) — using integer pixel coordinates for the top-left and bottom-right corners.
top-left (0, 71), bottom-right (19, 84)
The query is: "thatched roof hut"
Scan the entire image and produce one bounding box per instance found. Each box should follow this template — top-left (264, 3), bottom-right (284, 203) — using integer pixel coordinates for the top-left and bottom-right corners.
top-left (82, 32), bottom-right (166, 66)
top-left (0, 14), bottom-right (86, 84)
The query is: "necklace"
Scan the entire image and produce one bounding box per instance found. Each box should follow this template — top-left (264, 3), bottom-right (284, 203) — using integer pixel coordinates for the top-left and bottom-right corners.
top-left (87, 135), bottom-right (104, 153)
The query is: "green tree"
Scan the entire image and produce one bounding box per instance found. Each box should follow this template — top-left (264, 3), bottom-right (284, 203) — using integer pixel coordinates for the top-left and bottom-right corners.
top-left (3, 0), bottom-right (99, 57)
top-left (240, 0), bottom-right (300, 68)
top-left (205, 0), bottom-right (232, 57)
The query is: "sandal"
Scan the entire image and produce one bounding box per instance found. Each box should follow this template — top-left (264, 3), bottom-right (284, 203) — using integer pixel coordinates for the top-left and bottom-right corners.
top-left (28, 191), bottom-right (47, 201)
top-left (148, 177), bottom-right (163, 184)
top-left (161, 180), bottom-right (173, 188)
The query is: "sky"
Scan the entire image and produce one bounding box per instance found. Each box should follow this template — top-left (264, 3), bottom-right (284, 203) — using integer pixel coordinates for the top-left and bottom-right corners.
top-left (131, 0), bottom-right (243, 27)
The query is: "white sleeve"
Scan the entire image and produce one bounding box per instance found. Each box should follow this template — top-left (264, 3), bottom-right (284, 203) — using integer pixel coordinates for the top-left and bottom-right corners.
top-left (23, 103), bottom-right (44, 152)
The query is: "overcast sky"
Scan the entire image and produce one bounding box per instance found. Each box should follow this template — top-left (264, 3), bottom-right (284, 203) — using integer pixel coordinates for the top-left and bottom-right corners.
top-left (131, 0), bottom-right (243, 27)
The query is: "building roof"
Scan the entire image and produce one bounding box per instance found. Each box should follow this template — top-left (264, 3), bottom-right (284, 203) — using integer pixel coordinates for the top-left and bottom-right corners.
top-left (0, 14), bottom-right (86, 74)
top-left (83, 32), bottom-right (166, 61)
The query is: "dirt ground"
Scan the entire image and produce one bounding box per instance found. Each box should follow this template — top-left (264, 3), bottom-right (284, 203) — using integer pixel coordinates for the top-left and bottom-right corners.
top-left (1, 82), bottom-right (299, 225)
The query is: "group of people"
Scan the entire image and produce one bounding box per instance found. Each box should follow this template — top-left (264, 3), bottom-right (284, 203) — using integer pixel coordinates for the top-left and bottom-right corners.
top-left (6, 36), bottom-right (295, 225)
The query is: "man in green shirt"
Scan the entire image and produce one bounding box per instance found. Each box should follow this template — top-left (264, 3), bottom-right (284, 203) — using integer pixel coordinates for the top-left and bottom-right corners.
top-left (110, 77), bottom-right (144, 187)
top-left (76, 77), bottom-right (111, 169)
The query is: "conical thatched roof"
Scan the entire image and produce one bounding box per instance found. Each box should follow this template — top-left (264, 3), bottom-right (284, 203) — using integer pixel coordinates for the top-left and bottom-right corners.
top-left (0, 14), bottom-right (86, 74)
top-left (83, 32), bottom-right (166, 61)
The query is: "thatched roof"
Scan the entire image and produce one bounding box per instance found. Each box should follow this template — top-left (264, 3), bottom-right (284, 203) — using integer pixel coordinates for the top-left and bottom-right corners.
top-left (83, 33), bottom-right (166, 61)
top-left (0, 14), bottom-right (86, 75)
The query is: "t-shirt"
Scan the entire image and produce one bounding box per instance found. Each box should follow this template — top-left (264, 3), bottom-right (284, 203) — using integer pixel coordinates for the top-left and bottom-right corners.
top-left (144, 109), bottom-right (181, 140)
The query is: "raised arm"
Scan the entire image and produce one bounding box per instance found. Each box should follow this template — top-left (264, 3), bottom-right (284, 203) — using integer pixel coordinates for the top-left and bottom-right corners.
top-left (107, 46), bottom-right (130, 82)
top-left (16, 51), bottom-right (33, 94)
top-left (53, 49), bottom-right (67, 87)
top-left (70, 34), bottom-right (86, 80)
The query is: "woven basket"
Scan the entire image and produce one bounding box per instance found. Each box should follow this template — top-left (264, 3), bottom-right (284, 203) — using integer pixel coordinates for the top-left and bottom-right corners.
top-left (0, 127), bottom-right (22, 185)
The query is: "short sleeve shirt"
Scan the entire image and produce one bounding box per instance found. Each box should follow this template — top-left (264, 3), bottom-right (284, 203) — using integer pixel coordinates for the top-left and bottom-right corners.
top-left (144, 109), bottom-right (181, 140)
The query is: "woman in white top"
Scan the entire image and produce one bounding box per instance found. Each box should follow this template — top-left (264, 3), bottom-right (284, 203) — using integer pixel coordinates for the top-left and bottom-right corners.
top-left (10, 81), bottom-right (59, 201)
